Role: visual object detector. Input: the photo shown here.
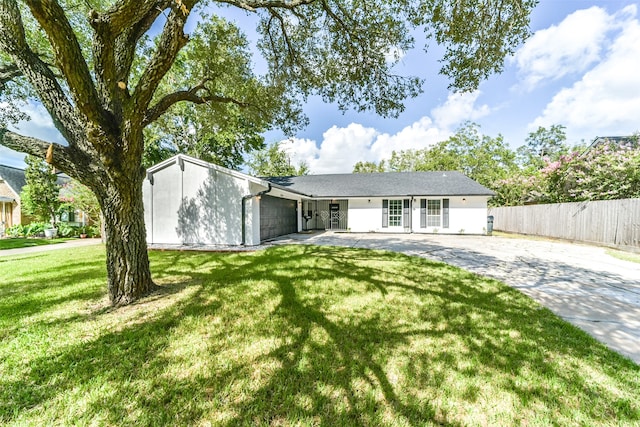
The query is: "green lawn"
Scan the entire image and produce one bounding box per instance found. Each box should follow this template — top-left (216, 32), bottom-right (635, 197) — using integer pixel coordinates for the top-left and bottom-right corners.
top-left (0, 245), bottom-right (638, 426)
top-left (0, 237), bottom-right (72, 250)
top-left (607, 249), bottom-right (640, 264)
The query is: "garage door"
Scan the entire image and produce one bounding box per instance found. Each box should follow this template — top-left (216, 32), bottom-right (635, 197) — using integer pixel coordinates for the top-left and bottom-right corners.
top-left (260, 195), bottom-right (298, 241)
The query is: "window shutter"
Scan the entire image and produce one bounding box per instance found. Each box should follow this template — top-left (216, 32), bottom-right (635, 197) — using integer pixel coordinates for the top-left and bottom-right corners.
top-left (443, 198), bottom-right (450, 228)
top-left (69, 210), bottom-right (75, 222)
top-left (420, 199), bottom-right (426, 228)
top-left (382, 199), bottom-right (388, 228)
top-left (403, 199), bottom-right (410, 228)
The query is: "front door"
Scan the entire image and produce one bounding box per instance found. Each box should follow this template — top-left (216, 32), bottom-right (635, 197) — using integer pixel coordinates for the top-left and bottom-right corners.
top-left (329, 203), bottom-right (340, 230)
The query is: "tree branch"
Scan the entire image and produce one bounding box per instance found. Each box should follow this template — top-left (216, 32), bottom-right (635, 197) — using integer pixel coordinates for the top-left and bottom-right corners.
top-left (218, 0), bottom-right (316, 12)
top-left (90, 0), bottom-right (173, 118)
top-left (143, 82), bottom-right (250, 126)
top-left (131, 1), bottom-right (194, 122)
top-left (0, 0), bottom-right (85, 147)
top-left (0, 129), bottom-right (97, 183)
top-left (0, 62), bottom-right (22, 90)
top-left (24, 0), bottom-right (110, 130)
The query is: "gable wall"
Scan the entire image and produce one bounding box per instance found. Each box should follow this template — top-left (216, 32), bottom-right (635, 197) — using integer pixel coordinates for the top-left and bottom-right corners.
top-left (143, 158), bottom-right (256, 245)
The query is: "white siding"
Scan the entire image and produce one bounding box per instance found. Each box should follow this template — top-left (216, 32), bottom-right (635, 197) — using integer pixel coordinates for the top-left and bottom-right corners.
top-left (411, 196), bottom-right (488, 234)
top-left (348, 198), bottom-right (386, 232)
top-left (150, 164), bottom-right (182, 243)
top-left (144, 157), bottom-right (261, 245)
top-left (347, 196), bottom-right (489, 234)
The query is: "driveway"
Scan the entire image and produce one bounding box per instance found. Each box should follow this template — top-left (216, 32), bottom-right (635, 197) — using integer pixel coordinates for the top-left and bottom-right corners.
top-left (271, 232), bottom-right (640, 364)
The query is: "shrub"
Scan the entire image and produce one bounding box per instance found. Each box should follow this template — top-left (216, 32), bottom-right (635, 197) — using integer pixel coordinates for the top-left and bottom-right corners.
top-left (6, 224), bottom-right (25, 237)
top-left (24, 222), bottom-right (46, 237)
top-left (57, 223), bottom-right (82, 238)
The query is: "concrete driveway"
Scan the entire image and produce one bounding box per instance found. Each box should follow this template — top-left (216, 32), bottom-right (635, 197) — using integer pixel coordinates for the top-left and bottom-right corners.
top-left (271, 232), bottom-right (640, 364)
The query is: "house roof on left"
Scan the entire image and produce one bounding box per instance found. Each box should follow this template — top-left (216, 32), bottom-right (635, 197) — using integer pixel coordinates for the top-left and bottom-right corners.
top-left (0, 163), bottom-right (70, 198)
top-left (0, 164), bottom-right (27, 197)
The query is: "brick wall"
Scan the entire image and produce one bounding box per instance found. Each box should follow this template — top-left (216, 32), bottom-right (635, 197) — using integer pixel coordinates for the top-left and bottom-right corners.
top-left (0, 181), bottom-right (21, 227)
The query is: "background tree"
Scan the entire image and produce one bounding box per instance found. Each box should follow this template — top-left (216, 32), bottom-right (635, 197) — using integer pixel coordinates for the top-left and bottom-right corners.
top-left (246, 142), bottom-right (309, 177)
top-left (517, 124), bottom-right (569, 170)
top-left (60, 179), bottom-right (102, 226)
top-left (377, 122), bottom-right (518, 191)
top-left (20, 155), bottom-right (62, 226)
top-left (0, 0), bottom-right (537, 305)
top-left (353, 160), bottom-right (386, 173)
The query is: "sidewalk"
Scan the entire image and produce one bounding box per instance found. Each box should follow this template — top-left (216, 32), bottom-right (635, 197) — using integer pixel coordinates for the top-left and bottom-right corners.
top-left (0, 238), bottom-right (103, 257)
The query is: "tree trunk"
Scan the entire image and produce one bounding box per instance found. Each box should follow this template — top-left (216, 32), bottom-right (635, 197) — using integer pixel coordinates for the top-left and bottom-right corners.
top-left (100, 177), bottom-right (156, 305)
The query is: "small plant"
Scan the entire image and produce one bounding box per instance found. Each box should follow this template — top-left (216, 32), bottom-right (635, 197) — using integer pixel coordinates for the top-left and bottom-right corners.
top-left (432, 228), bottom-right (439, 233)
top-left (24, 222), bottom-right (46, 237)
top-left (6, 224), bottom-right (24, 237)
top-left (459, 228), bottom-right (465, 234)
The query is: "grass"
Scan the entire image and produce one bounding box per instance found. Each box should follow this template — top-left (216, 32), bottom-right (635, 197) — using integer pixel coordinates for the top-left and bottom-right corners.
top-left (0, 245), bottom-right (638, 426)
top-left (0, 237), bottom-right (72, 250)
top-left (607, 249), bottom-right (640, 264)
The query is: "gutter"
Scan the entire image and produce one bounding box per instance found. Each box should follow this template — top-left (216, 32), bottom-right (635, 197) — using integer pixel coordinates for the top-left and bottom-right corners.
top-left (241, 184), bottom-right (272, 245)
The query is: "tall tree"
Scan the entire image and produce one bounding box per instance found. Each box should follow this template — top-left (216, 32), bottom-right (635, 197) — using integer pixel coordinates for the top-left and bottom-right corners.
top-left (384, 122), bottom-right (518, 189)
top-left (20, 155), bottom-right (62, 225)
top-left (353, 160), bottom-right (385, 173)
top-left (247, 141), bottom-right (309, 176)
top-left (0, 0), bottom-right (537, 305)
top-left (518, 124), bottom-right (568, 169)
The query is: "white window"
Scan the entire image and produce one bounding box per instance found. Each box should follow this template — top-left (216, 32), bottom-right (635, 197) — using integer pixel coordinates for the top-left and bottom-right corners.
top-left (427, 200), bottom-right (441, 227)
top-left (388, 199), bottom-right (402, 227)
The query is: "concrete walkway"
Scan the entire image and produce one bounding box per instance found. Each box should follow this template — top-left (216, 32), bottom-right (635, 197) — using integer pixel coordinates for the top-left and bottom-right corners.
top-left (0, 238), bottom-right (103, 257)
top-left (271, 232), bottom-right (640, 364)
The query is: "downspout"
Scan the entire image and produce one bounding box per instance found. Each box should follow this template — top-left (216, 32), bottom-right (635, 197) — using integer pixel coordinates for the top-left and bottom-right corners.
top-left (241, 184), bottom-right (272, 245)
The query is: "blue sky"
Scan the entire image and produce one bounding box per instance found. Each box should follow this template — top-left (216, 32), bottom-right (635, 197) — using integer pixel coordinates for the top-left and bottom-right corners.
top-left (2, 0), bottom-right (640, 173)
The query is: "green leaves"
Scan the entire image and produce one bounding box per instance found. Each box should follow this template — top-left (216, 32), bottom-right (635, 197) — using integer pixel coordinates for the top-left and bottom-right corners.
top-left (20, 155), bottom-right (62, 225)
top-left (246, 141), bottom-right (309, 176)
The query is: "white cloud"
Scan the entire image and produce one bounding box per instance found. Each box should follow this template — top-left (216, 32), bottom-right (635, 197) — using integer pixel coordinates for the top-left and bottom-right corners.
top-left (283, 90), bottom-right (493, 174)
top-left (530, 6), bottom-right (640, 140)
top-left (513, 6), bottom-right (629, 90)
top-left (431, 91), bottom-right (491, 129)
top-left (284, 123), bottom-right (378, 174)
top-left (370, 116), bottom-right (450, 161)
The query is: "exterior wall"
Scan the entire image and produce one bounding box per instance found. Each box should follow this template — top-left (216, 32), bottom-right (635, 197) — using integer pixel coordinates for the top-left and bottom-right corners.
top-left (423, 196), bottom-right (489, 235)
top-left (348, 198), bottom-right (386, 232)
top-left (347, 196), bottom-right (489, 234)
top-left (143, 158), bottom-right (256, 245)
top-left (0, 181), bottom-right (20, 227)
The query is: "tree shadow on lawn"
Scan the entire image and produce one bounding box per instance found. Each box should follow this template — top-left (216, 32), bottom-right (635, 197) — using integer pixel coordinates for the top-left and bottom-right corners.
top-left (1, 245), bottom-right (638, 425)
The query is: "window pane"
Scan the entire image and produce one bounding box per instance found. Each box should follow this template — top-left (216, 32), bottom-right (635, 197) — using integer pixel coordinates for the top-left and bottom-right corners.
top-left (427, 200), bottom-right (440, 227)
top-left (389, 199), bottom-right (402, 227)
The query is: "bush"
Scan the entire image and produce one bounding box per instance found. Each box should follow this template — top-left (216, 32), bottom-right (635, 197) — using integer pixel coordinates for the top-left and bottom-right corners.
top-left (6, 224), bottom-right (25, 237)
top-left (24, 222), bottom-right (46, 237)
top-left (57, 223), bottom-right (82, 238)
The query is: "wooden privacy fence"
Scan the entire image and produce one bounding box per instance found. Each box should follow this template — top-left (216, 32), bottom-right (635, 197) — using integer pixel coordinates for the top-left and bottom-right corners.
top-left (488, 198), bottom-right (640, 253)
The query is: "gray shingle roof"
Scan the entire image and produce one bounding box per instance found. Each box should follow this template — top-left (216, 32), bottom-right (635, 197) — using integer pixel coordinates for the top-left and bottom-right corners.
top-left (0, 164), bottom-right (70, 199)
top-left (266, 171), bottom-right (495, 198)
top-left (0, 164), bottom-right (27, 196)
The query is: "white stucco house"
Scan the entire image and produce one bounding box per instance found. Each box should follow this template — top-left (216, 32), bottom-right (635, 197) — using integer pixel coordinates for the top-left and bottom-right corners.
top-left (143, 154), bottom-right (495, 246)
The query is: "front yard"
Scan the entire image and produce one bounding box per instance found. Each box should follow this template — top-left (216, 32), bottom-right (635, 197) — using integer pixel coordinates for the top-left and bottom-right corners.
top-left (0, 237), bottom-right (72, 250)
top-left (0, 245), bottom-right (638, 425)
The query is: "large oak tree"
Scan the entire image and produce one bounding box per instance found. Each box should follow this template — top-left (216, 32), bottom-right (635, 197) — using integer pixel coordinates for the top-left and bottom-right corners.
top-left (0, 0), bottom-right (536, 305)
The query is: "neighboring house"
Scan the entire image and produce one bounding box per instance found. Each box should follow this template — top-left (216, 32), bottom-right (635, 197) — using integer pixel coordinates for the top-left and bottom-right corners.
top-left (0, 164), bottom-right (28, 231)
top-left (143, 154), bottom-right (495, 246)
top-left (585, 136), bottom-right (639, 153)
top-left (0, 163), bottom-right (86, 235)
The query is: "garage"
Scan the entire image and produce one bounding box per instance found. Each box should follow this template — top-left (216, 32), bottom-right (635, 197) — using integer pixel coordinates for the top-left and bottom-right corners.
top-left (260, 195), bottom-right (298, 241)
